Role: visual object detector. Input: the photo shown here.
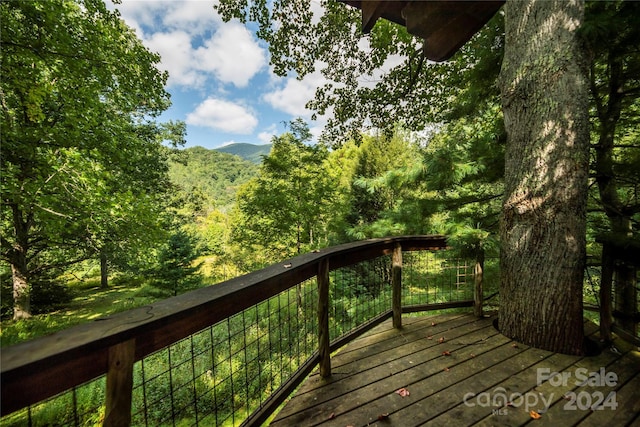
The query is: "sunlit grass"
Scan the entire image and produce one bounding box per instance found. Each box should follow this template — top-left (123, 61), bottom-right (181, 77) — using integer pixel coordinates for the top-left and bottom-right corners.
top-left (0, 280), bottom-right (152, 347)
top-left (0, 259), bottom-right (233, 347)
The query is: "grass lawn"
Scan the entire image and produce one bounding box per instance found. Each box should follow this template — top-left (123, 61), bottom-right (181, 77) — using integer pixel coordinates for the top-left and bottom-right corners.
top-left (0, 256), bottom-right (244, 348)
top-left (0, 277), bottom-right (159, 347)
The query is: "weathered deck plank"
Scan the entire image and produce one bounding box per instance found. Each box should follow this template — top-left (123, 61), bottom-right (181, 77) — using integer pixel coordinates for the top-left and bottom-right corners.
top-left (270, 312), bottom-right (640, 427)
top-left (273, 314), bottom-right (499, 425)
top-left (423, 349), bottom-right (584, 426)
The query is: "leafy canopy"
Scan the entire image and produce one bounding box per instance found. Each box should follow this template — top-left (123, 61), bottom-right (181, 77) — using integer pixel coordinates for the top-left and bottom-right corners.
top-left (1, 0), bottom-right (181, 316)
top-left (233, 119), bottom-right (337, 260)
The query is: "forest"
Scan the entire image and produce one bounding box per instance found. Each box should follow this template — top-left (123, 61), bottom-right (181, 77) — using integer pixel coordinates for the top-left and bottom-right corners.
top-left (1, 0), bottom-right (638, 345)
top-left (1, 0), bottom-right (639, 425)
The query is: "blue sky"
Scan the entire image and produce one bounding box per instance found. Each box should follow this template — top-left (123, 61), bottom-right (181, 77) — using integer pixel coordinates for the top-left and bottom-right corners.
top-left (110, 0), bottom-right (330, 149)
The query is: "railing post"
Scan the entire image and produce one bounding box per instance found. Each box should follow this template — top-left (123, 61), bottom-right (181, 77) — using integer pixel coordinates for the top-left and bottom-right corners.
top-left (600, 244), bottom-right (614, 342)
top-left (474, 249), bottom-right (485, 318)
top-left (104, 339), bottom-right (135, 427)
top-left (318, 258), bottom-right (331, 378)
top-left (392, 243), bottom-right (402, 329)
top-left (614, 265), bottom-right (638, 337)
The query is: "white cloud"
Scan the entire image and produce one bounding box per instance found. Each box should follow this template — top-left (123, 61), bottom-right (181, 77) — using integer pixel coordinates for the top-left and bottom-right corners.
top-left (262, 69), bottom-right (329, 119)
top-left (115, 1), bottom-right (220, 37)
top-left (355, 37), bottom-right (407, 88)
top-left (186, 98), bottom-right (258, 134)
top-left (194, 22), bottom-right (267, 87)
top-left (163, 1), bottom-right (222, 34)
top-left (257, 124), bottom-right (278, 144)
top-left (308, 123), bottom-right (325, 143)
top-left (145, 30), bottom-right (205, 87)
top-left (114, 1), bottom-right (266, 89)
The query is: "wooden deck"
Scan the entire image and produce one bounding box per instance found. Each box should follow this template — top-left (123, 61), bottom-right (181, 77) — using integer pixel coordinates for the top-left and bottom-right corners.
top-left (271, 312), bottom-right (640, 427)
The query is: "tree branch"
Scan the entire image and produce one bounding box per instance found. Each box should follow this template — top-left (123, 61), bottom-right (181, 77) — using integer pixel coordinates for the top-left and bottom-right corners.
top-left (2, 41), bottom-right (108, 65)
top-left (612, 144), bottom-right (640, 149)
top-left (620, 85), bottom-right (640, 96)
top-left (589, 61), bottom-right (605, 120)
top-left (401, 45), bottom-right (426, 98)
top-left (34, 203), bottom-right (71, 218)
top-left (30, 253), bottom-right (95, 275)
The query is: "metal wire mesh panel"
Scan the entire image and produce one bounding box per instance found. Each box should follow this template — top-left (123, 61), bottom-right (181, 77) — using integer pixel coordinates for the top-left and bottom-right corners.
top-left (584, 264), bottom-right (639, 342)
top-left (403, 251), bottom-right (475, 307)
top-left (130, 277), bottom-right (318, 427)
top-left (1, 377), bottom-right (106, 426)
top-left (329, 255), bottom-right (393, 341)
top-left (1, 239), bottom-right (484, 427)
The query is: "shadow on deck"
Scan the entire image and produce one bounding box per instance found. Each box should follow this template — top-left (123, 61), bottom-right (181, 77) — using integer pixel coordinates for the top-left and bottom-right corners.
top-left (271, 313), bottom-right (640, 427)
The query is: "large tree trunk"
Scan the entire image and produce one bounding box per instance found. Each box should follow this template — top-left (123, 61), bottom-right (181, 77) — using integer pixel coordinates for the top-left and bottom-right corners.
top-left (498, 0), bottom-right (589, 355)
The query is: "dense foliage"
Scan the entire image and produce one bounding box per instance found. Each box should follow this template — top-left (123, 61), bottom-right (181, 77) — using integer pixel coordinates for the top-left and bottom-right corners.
top-left (0, 0), bottom-right (638, 424)
top-left (169, 146), bottom-right (259, 209)
top-left (233, 120), bottom-right (336, 260)
top-left (0, 0), bottom-right (185, 319)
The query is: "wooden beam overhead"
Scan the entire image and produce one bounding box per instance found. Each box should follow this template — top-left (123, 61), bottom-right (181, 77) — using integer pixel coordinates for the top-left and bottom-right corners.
top-left (342, 0), bottom-right (504, 61)
top-left (361, 1), bottom-right (386, 33)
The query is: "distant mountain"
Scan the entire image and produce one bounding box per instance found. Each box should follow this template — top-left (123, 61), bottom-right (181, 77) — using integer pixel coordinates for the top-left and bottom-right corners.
top-left (169, 146), bottom-right (259, 207)
top-left (215, 143), bottom-right (272, 164)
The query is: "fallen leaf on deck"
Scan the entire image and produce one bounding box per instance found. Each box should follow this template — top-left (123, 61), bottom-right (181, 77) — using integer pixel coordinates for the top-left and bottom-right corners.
top-left (444, 367), bottom-right (450, 372)
top-left (529, 410), bottom-right (541, 419)
top-left (431, 322), bottom-right (437, 326)
top-left (438, 337), bottom-right (445, 343)
top-left (283, 263), bottom-right (292, 268)
top-left (427, 336), bottom-right (433, 340)
top-left (442, 350), bottom-right (451, 356)
top-left (328, 412), bottom-right (335, 420)
top-left (511, 343), bottom-right (519, 348)
top-left (395, 387), bottom-right (410, 397)
top-left (470, 354), bottom-right (476, 358)
top-left (377, 413), bottom-right (389, 420)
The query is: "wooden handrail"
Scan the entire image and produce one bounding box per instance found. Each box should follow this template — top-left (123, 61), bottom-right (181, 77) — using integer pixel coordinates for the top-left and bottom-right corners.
top-left (0, 235), bottom-right (447, 420)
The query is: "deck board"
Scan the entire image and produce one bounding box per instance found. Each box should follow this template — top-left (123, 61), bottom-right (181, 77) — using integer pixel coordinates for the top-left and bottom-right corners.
top-left (270, 312), bottom-right (640, 427)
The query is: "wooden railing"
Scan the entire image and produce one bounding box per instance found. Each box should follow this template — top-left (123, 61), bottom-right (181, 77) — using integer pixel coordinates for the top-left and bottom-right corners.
top-left (1, 235), bottom-right (487, 426)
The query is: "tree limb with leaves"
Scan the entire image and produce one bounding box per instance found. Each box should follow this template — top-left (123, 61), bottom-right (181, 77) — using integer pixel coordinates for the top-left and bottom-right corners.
top-left (1, 0), bottom-right (180, 318)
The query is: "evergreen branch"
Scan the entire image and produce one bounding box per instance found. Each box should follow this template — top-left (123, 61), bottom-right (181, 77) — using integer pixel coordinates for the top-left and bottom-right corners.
top-left (620, 85), bottom-right (640, 96)
top-left (589, 62), bottom-right (605, 120)
top-left (612, 144), bottom-right (640, 149)
top-left (439, 192), bottom-right (503, 209)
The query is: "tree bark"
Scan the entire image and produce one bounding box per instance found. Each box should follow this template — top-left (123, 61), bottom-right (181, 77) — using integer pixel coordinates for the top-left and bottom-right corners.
top-left (11, 254), bottom-right (31, 320)
top-left (498, 0), bottom-right (589, 355)
top-left (10, 204), bottom-right (32, 320)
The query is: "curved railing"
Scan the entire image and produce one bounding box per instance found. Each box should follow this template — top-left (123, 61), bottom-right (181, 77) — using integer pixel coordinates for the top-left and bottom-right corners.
top-left (1, 235), bottom-right (491, 426)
